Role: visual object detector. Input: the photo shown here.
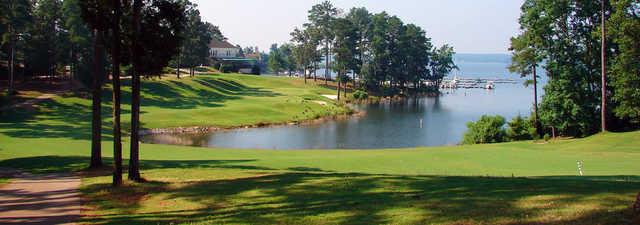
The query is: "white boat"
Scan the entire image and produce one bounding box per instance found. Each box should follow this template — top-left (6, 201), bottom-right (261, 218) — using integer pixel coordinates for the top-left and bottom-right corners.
top-left (450, 75), bottom-right (458, 88)
top-left (485, 81), bottom-right (495, 89)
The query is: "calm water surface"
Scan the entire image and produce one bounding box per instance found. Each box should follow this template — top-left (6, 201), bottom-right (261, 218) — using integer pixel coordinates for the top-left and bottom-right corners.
top-left (142, 54), bottom-right (545, 149)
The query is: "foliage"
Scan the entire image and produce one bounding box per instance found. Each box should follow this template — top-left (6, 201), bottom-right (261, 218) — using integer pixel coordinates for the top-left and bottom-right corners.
top-left (307, 0), bottom-right (338, 82)
top-left (267, 43), bottom-right (287, 74)
top-left (278, 43), bottom-right (295, 74)
top-left (332, 17), bottom-right (358, 79)
top-left (171, 1), bottom-right (213, 71)
top-left (346, 7), bottom-right (372, 79)
top-left (62, 0), bottom-right (94, 86)
top-left (290, 4), bottom-right (455, 95)
top-left (204, 23), bottom-right (225, 41)
top-left (352, 90), bottom-right (368, 100)
top-left (250, 64), bottom-right (261, 75)
top-left (506, 115), bottom-right (537, 141)
top-left (512, 0), bottom-right (640, 136)
top-left (463, 115), bottom-right (507, 144)
top-left (429, 44), bottom-right (458, 87)
top-left (23, 0), bottom-right (66, 77)
top-left (219, 64), bottom-right (233, 73)
top-left (609, 0), bottom-right (640, 124)
top-left (290, 26), bottom-right (318, 79)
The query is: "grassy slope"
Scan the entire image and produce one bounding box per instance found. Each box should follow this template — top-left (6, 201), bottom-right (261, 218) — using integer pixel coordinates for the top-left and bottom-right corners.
top-left (0, 74), bottom-right (639, 225)
top-left (133, 74), bottom-right (348, 129)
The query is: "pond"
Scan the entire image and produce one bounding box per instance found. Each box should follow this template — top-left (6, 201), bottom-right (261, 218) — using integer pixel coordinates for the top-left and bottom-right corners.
top-left (142, 54), bottom-right (545, 149)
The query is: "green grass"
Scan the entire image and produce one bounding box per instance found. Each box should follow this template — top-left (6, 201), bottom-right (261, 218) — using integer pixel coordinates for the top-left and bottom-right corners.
top-left (0, 74), bottom-right (639, 224)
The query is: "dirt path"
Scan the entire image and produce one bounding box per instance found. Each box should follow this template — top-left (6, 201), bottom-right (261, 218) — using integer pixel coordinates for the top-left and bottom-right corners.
top-left (0, 171), bottom-right (81, 225)
top-left (0, 93), bottom-right (58, 112)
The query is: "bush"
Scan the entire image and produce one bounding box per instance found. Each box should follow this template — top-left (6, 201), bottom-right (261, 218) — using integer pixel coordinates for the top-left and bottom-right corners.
top-left (352, 90), bottom-right (368, 100)
top-left (194, 67), bottom-right (211, 72)
top-left (543, 134), bottom-right (551, 142)
top-left (219, 64), bottom-right (234, 73)
top-left (162, 67), bottom-right (174, 74)
top-left (506, 115), bottom-right (537, 141)
top-left (462, 115), bottom-right (507, 144)
top-left (251, 64), bottom-right (261, 75)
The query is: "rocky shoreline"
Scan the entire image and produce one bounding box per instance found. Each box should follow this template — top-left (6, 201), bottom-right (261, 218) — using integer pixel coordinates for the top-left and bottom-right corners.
top-left (139, 110), bottom-right (365, 136)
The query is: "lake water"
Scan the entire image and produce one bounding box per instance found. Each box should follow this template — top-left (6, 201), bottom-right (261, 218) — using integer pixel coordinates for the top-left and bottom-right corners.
top-left (142, 54), bottom-right (545, 149)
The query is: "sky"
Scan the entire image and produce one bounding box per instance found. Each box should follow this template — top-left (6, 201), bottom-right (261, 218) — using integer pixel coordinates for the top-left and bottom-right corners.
top-left (192, 0), bottom-right (524, 54)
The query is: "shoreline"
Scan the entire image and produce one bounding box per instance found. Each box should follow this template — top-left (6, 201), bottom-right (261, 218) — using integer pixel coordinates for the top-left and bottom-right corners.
top-left (139, 92), bottom-right (442, 137)
top-left (139, 109), bottom-right (366, 136)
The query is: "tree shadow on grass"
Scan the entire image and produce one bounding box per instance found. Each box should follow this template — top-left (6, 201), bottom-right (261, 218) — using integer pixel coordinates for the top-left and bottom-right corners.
top-left (131, 77), bottom-right (280, 110)
top-left (0, 156), bottom-right (273, 174)
top-left (0, 76), bottom-right (282, 140)
top-left (192, 77), bottom-right (281, 98)
top-left (3, 155), bottom-right (638, 224)
top-left (0, 99), bottom-right (121, 141)
top-left (82, 172), bottom-right (640, 225)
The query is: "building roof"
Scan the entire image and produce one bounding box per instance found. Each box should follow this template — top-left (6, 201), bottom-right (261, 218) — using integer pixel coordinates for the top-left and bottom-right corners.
top-left (244, 53), bottom-right (261, 60)
top-left (209, 39), bottom-right (238, 49)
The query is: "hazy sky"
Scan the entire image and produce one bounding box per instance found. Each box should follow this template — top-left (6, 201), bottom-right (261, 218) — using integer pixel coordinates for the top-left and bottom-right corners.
top-left (192, 0), bottom-right (524, 54)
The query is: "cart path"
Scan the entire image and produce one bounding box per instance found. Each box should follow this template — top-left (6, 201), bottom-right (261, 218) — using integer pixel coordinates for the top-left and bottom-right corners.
top-left (0, 93), bottom-right (58, 112)
top-left (0, 171), bottom-right (81, 225)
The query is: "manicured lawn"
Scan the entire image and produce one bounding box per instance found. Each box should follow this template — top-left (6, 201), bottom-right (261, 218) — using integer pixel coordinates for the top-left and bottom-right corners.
top-left (0, 74), bottom-right (639, 224)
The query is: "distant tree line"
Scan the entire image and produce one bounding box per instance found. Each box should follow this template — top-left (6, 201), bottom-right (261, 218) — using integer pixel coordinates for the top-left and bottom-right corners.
top-left (0, 0), bottom-right (220, 186)
top-left (267, 1), bottom-right (458, 98)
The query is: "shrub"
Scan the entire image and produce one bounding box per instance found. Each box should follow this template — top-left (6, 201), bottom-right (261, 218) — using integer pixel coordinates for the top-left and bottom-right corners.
top-left (543, 134), bottom-right (551, 142)
top-left (251, 64), bottom-right (261, 75)
top-left (194, 67), bottom-right (212, 72)
top-left (352, 90), bottom-right (368, 100)
top-left (462, 115), bottom-right (507, 144)
top-left (219, 64), bottom-right (234, 73)
top-left (162, 67), bottom-right (174, 74)
top-left (506, 115), bottom-right (537, 141)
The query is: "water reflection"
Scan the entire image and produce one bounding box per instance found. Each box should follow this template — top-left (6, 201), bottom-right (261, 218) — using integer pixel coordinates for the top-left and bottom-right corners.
top-left (142, 84), bottom-right (534, 149)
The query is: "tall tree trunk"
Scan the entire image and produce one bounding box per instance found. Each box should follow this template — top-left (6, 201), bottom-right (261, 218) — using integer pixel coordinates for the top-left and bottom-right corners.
top-left (176, 52), bottom-right (181, 79)
top-left (8, 25), bottom-right (15, 95)
top-left (70, 48), bottom-right (74, 82)
top-left (337, 72), bottom-right (341, 100)
top-left (90, 29), bottom-right (105, 169)
top-left (532, 65), bottom-right (541, 137)
top-left (325, 41), bottom-right (329, 85)
top-left (352, 72), bottom-right (356, 91)
top-left (313, 61), bottom-right (317, 82)
top-left (128, 0), bottom-right (143, 182)
top-left (304, 65), bottom-right (307, 84)
top-left (600, 0), bottom-right (607, 132)
top-left (344, 74), bottom-right (347, 98)
top-left (112, 0), bottom-right (123, 187)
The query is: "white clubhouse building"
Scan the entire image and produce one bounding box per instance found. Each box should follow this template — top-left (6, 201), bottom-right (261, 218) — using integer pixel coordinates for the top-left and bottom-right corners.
top-left (209, 39), bottom-right (241, 59)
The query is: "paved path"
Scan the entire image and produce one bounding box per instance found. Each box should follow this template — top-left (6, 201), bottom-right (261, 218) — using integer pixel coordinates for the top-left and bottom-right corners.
top-left (0, 171), bottom-right (81, 225)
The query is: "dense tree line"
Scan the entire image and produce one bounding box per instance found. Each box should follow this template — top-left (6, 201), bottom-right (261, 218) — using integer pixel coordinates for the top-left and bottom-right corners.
top-left (510, 0), bottom-right (640, 137)
top-left (1, 0), bottom-right (217, 186)
top-left (268, 1), bottom-right (458, 97)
